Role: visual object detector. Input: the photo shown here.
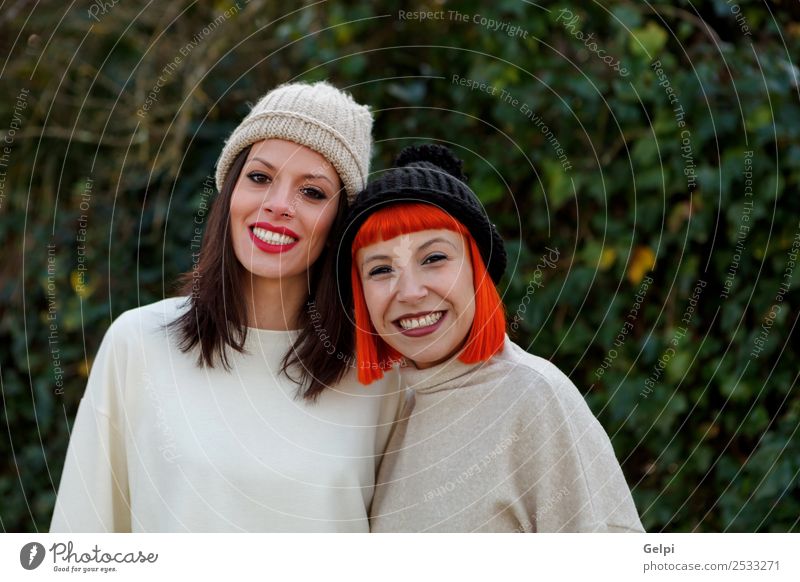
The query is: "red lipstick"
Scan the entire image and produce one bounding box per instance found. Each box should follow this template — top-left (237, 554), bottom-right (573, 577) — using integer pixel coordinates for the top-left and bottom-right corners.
top-left (249, 222), bottom-right (300, 254)
top-left (395, 311), bottom-right (447, 338)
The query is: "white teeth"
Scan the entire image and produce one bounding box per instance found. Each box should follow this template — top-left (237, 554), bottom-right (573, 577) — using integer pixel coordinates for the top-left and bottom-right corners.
top-left (398, 311), bottom-right (443, 330)
top-left (252, 227), bottom-right (297, 245)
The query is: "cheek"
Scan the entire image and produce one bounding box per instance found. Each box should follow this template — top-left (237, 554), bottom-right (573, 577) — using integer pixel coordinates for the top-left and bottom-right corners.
top-left (461, 292), bottom-right (476, 328)
top-left (229, 190), bottom-right (253, 224)
top-left (303, 205), bottom-right (338, 246)
top-left (228, 196), bottom-right (241, 219)
top-left (228, 199), bottom-right (244, 240)
top-left (453, 267), bottom-right (476, 322)
top-left (362, 283), bottom-right (388, 327)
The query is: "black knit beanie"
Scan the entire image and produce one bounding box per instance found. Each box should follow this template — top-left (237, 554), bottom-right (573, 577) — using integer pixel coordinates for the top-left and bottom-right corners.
top-left (339, 144), bottom-right (507, 284)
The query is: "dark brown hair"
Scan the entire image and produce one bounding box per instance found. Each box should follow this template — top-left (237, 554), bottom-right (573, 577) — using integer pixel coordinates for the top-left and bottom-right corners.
top-left (170, 144), bottom-right (353, 400)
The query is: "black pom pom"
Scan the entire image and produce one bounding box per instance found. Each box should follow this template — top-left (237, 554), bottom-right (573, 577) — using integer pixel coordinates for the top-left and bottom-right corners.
top-left (394, 144), bottom-right (467, 181)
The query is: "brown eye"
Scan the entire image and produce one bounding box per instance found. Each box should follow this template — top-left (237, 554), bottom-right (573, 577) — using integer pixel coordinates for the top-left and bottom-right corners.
top-left (422, 253), bottom-right (447, 265)
top-left (247, 172), bottom-right (271, 184)
top-left (368, 265), bottom-right (392, 277)
top-left (302, 187), bottom-right (326, 200)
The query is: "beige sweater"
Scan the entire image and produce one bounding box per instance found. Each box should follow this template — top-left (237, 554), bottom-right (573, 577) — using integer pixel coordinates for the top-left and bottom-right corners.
top-left (370, 337), bottom-right (644, 532)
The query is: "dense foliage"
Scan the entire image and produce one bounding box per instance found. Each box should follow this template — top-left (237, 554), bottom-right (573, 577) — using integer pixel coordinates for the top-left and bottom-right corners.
top-left (1, 0), bottom-right (798, 532)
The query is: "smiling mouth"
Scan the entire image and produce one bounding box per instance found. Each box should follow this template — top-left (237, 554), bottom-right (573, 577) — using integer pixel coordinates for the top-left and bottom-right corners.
top-left (251, 226), bottom-right (298, 246)
top-left (395, 310), bottom-right (446, 331)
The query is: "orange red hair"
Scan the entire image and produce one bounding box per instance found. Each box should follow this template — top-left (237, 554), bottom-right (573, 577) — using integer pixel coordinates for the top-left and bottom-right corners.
top-left (350, 202), bottom-right (505, 385)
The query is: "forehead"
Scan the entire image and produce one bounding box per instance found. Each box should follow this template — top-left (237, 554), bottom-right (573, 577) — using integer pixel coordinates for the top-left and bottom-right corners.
top-left (357, 229), bottom-right (462, 258)
top-left (248, 138), bottom-right (338, 177)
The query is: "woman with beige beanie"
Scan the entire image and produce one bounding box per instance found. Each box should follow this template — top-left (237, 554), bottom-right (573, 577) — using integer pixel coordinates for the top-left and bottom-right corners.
top-left (50, 82), bottom-right (404, 532)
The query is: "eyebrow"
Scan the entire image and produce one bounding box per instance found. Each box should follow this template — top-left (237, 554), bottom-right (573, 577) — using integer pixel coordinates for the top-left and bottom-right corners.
top-left (249, 157), bottom-right (336, 187)
top-left (419, 237), bottom-right (456, 252)
top-left (361, 237), bottom-right (457, 266)
top-left (361, 254), bottom-right (392, 267)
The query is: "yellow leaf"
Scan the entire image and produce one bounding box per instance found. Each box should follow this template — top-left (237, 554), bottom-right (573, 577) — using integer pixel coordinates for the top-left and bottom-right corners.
top-left (71, 269), bottom-right (93, 299)
top-left (627, 246), bottom-right (656, 285)
top-left (78, 358), bottom-right (92, 378)
top-left (599, 248), bottom-right (617, 271)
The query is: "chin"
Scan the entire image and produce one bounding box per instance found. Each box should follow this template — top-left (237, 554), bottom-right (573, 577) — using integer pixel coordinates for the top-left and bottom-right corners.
top-left (244, 255), bottom-right (304, 277)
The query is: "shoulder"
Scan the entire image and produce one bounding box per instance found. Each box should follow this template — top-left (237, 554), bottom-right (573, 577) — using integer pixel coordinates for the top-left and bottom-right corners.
top-left (490, 338), bottom-right (578, 396)
top-left (486, 340), bottom-right (615, 459)
top-left (109, 296), bottom-right (189, 335)
top-left (486, 338), bottom-right (592, 419)
top-left (99, 297), bottom-right (189, 353)
top-left (502, 341), bottom-right (572, 384)
top-left (81, 298), bottom-right (190, 408)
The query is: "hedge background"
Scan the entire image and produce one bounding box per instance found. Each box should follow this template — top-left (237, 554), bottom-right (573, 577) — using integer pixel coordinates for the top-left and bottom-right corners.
top-left (1, 0), bottom-right (798, 532)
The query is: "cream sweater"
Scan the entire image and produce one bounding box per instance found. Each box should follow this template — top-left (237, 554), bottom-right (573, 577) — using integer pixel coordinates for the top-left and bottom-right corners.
top-left (50, 297), bottom-right (404, 532)
top-left (370, 337), bottom-right (644, 532)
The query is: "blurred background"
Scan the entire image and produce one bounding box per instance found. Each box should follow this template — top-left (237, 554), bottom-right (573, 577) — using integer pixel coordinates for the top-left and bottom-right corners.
top-left (1, 0), bottom-right (798, 532)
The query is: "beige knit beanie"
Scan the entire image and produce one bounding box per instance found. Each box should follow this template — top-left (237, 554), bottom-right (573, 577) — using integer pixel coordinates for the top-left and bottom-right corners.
top-left (214, 81), bottom-right (373, 202)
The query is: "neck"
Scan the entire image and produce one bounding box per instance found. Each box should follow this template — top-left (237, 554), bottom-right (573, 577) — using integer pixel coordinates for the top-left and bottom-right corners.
top-left (242, 273), bottom-right (308, 330)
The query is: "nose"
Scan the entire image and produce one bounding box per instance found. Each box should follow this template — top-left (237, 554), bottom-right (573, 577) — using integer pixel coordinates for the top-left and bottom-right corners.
top-left (261, 179), bottom-right (295, 218)
top-left (395, 267), bottom-right (428, 303)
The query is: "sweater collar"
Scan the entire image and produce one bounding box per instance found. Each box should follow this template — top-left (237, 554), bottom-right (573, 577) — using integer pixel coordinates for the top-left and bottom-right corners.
top-left (399, 357), bottom-right (478, 394)
top-left (245, 326), bottom-right (299, 346)
top-left (398, 339), bottom-right (507, 394)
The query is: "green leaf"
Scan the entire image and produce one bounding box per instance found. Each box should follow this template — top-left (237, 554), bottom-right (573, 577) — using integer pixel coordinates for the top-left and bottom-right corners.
top-left (629, 22), bottom-right (668, 59)
top-left (542, 159), bottom-right (575, 211)
top-left (611, 4), bottom-right (642, 29)
top-left (471, 174), bottom-right (504, 205)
